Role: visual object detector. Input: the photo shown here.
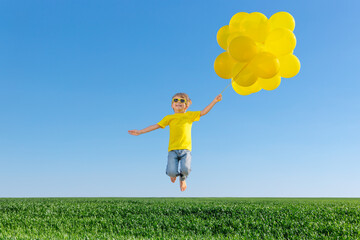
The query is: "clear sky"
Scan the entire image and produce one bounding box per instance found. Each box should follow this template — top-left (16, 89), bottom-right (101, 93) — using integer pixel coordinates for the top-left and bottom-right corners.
top-left (1, 0), bottom-right (359, 197)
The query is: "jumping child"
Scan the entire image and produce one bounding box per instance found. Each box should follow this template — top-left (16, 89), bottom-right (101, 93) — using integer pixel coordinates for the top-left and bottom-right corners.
top-left (128, 93), bottom-right (222, 191)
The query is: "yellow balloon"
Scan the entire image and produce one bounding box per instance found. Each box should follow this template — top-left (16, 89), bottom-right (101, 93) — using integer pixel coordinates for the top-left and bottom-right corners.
top-left (242, 12), bottom-right (269, 43)
top-left (227, 32), bottom-right (243, 46)
top-left (232, 79), bottom-right (262, 95)
top-left (217, 25), bottom-right (230, 50)
top-left (214, 52), bottom-right (236, 79)
top-left (232, 81), bottom-right (252, 96)
top-left (265, 28), bottom-right (296, 56)
top-left (228, 36), bottom-right (258, 62)
top-left (229, 12), bottom-right (248, 33)
top-left (249, 52), bottom-right (280, 79)
top-left (278, 54), bottom-right (301, 78)
top-left (258, 74), bottom-right (281, 91)
top-left (232, 63), bottom-right (257, 87)
top-left (246, 81), bottom-right (262, 93)
top-left (269, 12), bottom-right (295, 31)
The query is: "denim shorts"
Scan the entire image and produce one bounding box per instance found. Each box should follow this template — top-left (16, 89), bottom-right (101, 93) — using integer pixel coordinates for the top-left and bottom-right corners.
top-left (166, 149), bottom-right (192, 181)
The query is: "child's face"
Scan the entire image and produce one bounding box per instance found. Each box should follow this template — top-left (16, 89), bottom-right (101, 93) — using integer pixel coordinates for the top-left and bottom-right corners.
top-left (172, 96), bottom-right (187, 112)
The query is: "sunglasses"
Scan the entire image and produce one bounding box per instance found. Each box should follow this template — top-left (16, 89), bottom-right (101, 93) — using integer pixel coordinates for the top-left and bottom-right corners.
top-left (172, 98), bottom-right (186, 103)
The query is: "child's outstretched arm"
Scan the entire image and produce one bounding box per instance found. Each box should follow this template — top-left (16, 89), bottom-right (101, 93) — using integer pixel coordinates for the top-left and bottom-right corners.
top-left (200, 94), bottom-right (222, 117)
top-left (128, 124), bottom-right (161, 136)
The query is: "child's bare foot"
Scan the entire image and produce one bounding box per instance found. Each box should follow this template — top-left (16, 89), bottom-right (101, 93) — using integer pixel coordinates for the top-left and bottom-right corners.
top-left (170, 177), bottom-right (177, 183)
top-left (180, 180), bottom-right (187, 191)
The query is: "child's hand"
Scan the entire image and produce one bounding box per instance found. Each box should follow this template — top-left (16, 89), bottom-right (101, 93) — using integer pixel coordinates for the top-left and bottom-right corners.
top-left (214, 94), bottom-right (222, 102)
top-left (128, 130), bottom-right (141, 136)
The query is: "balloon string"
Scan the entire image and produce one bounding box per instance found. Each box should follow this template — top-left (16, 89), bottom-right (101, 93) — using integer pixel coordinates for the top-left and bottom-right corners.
top-left (220, 80), bottom-right (233, 95)
top-left (219, 62), bottom-right (250, 95)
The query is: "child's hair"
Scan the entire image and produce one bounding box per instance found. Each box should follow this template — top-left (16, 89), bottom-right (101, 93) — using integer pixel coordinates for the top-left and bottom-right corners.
top-left (172, 93), bottom-right (192, 107)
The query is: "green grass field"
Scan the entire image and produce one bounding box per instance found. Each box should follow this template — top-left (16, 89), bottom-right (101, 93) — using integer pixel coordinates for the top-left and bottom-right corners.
top-left (0, 198), bottom-right (359, 239)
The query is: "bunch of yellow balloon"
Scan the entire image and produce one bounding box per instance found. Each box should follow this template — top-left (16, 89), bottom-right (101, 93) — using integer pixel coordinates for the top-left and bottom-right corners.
top-left (214, 12), bottom-right (300, 95)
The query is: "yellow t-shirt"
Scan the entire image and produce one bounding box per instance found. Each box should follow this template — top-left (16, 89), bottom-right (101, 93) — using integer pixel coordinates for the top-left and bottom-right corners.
top-left (157, 111), bottom-right (201, 152)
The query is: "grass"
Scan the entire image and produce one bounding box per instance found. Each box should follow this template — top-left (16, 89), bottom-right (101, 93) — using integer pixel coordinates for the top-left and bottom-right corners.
top-left (0, 198), bottom-right (359, 239)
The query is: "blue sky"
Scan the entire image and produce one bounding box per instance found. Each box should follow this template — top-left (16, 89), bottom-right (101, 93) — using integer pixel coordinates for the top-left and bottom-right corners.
top-left (1, 0), bottom-right (359, 197)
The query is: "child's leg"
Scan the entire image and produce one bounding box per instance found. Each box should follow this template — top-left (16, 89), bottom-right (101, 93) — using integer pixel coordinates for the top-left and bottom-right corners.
top-left (166, 150), bottom-right (180, 181)
top-left (179, 150), bottom-right (192, 182)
